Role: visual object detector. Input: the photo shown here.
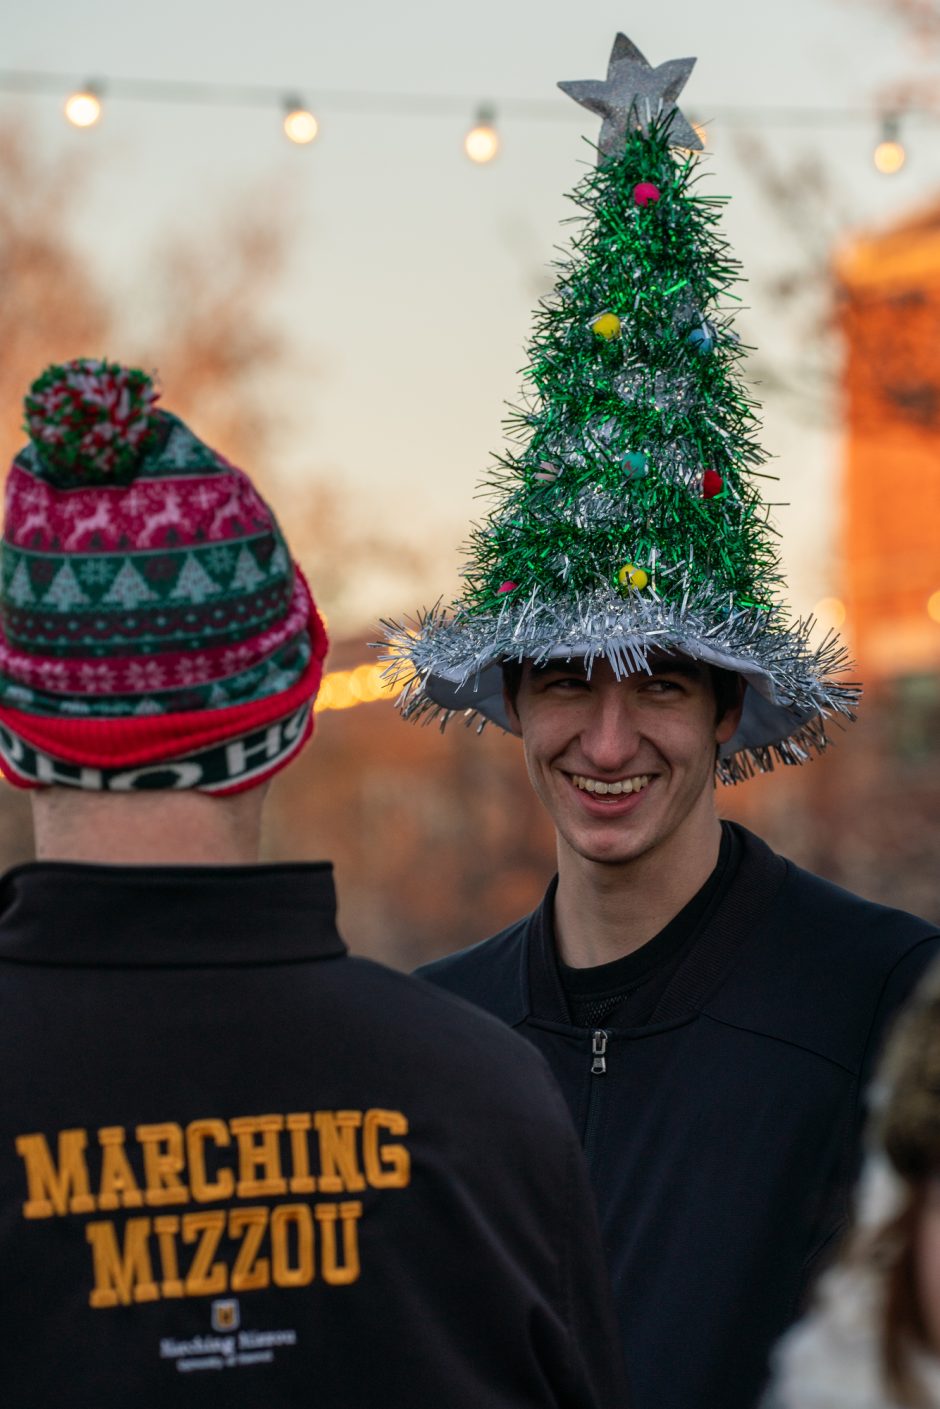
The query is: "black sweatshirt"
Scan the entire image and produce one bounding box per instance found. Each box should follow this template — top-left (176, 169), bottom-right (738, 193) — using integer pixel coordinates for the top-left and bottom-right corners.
top-left (418, 824), bottom-right (940, 1409)
top-left (0, 862), bottom-right (629, 1409)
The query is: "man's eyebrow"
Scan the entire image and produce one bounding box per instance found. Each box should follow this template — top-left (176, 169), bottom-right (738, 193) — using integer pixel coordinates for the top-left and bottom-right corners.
top-left (528, 660), bottom-right (589, 680)
top-left (643, 656), bottom-right (705, 679)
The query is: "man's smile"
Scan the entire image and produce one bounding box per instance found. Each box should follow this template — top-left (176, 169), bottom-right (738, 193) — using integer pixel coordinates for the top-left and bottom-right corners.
top-left (569, 773), bottom-right (652, 796)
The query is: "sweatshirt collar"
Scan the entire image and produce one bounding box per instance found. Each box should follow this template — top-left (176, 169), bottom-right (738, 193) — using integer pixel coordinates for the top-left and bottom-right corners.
top-left (0, 861), bottom-right (347, 967)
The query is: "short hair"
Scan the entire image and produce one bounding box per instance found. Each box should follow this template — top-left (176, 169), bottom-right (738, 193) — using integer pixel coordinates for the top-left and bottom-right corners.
top-left (501, 659), bottom-right (524, 709)
top-left (711, 665), bottom-right (742, 725)
top-left (501, 657), bottom-right (742, 727)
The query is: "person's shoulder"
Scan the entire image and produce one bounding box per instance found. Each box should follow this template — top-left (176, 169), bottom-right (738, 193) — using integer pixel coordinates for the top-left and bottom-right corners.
top-left (342, 950), bottom-right (540, 1073)
top-left (776, 842), bottom-right (938, 961)
top-left (712, 826), bottom-right (940, 1068)
top-left (415, 912), bottom-right (533, 1025)
top-left (736, 823), bottom-right (939, 962)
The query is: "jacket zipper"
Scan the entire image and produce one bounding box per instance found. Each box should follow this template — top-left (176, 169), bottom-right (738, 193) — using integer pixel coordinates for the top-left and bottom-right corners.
top-left (582, 1029), bottom-right (609, 1155)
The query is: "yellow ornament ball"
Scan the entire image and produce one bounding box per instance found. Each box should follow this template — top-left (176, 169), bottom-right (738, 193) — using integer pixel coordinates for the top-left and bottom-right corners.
top-left (590, 311), bottom-right (622, 340)
top-left (618, 563), bottom-right (648, 591)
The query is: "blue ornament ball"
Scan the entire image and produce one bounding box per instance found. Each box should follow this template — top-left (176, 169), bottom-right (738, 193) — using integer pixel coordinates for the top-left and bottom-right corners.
top-left (688, 323), bottom-right (716, 354)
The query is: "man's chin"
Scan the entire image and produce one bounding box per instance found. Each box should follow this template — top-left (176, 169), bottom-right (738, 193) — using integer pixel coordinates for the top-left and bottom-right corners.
top-left (566, 829), bottom-right (654, 868)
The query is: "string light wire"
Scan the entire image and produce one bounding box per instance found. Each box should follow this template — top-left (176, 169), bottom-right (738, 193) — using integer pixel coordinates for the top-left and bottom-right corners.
top-left (0, 67), bottom-right (933, 132)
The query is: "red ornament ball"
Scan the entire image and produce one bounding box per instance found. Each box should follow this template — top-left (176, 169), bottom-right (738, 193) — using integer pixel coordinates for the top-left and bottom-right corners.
top-left (496, 580), bottom-right (517, 595)
top-left (702, 470), bottom-right (724, 499)
top-left (633, 182), bottom-right (661, 207)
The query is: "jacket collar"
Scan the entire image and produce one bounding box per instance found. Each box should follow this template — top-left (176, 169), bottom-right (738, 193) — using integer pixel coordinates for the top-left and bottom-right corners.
top-left (528, 875), bottom-right (569, 1024)
top-left (0, 861), bottom-right (347, 967)
top-left (523, 824), bottom-right (787, 1028)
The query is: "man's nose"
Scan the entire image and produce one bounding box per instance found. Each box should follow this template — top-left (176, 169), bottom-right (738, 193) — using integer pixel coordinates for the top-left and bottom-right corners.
top-left (579, 691), bottom-right (641, 770)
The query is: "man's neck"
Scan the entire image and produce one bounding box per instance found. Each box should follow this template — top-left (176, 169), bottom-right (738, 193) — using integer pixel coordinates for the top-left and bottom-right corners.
top-left (554, 811), bottom-right (724, 969)
top-left (29, 788), bottom-right (266, 867)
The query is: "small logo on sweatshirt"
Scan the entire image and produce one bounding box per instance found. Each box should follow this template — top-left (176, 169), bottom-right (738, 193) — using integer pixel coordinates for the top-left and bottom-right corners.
top-left (211, 1299), bottom-right (240, 1333)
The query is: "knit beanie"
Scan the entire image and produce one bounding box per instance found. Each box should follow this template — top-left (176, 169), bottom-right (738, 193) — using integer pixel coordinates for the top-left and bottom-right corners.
top-left (0, 358), bottom-right (328, 793)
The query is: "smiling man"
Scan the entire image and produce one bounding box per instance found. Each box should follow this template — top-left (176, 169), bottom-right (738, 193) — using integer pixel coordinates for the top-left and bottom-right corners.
top-left (385, 32), bottom-right (940, 1409)
top-left (411, 649), bottom-right (939, 1409)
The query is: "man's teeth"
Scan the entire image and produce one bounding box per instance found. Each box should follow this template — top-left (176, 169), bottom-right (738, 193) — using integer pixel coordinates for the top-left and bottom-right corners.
top-left (572, 774), bottom-right (651, 796)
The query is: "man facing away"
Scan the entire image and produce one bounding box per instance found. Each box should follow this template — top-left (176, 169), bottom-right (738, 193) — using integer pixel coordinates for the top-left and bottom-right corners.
top-left (0, 359), bottom-right (629, 1408)
top-left (384, 33), bottom-right (940, 1409)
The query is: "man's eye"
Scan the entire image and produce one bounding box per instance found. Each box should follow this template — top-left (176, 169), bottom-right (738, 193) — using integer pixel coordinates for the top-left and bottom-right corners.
top-left (544, 676), bottom-right (585, 691)
top-left (645, 678), bottom-right (683, 694)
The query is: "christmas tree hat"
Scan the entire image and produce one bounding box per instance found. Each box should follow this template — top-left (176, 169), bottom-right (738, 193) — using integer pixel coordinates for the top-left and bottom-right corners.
top-left (385, 34), bottom-right (859, 782)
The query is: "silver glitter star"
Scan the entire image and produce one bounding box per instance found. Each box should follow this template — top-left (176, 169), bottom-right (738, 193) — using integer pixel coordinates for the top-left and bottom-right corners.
top-left (559, 33), bottom-right (703, 160)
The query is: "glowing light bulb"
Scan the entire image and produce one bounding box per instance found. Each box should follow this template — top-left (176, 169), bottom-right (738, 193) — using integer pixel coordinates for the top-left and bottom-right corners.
top-left (873, 116), bottom-right (905, 174)
top-left (283, 100), bottom-right (318, 146)
top-left (64, 88), bottom-right (102, 129)
top-left (874, 139), bottom-right (905, 174)
top-left (927, 590), bottom-right (940, 624)
top-left (464, 107), bottom-right (499, 164)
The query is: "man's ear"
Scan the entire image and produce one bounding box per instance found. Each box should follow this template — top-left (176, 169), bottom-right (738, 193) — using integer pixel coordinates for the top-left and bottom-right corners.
top-left (502, 682), bottom-right (524, 738)
top-left (715, 676), bottom-right (746, 747)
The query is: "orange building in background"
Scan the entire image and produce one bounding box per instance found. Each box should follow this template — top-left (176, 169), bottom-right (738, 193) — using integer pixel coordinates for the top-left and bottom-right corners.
top-left (836, 206), bottom-right (940, 677)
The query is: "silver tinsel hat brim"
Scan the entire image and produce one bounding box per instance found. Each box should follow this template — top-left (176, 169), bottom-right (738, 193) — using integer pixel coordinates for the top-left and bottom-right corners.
top-left (383, 582), bottom-right (860, 785)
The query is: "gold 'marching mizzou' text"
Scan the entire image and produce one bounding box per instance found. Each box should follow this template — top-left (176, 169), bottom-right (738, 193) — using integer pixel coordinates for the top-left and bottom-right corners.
top-left (14, 1108), bottom-right (410, 1308)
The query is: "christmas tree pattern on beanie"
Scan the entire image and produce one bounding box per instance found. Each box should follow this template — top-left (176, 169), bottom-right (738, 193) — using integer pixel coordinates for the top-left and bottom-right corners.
top-left (0, 359), bottom-right (324, 723)
top-left (384, 34), bottom-right (859, 782)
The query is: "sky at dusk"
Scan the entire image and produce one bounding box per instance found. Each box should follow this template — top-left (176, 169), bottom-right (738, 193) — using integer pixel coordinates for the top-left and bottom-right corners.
top-left (2, 0), bottom-right (937, 634)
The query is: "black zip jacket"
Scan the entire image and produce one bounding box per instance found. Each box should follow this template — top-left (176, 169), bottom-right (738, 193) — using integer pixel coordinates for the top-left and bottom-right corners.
top-left (0, 861), bottom-right (629, 1409)
top-left (418, 824), bottom-right (940, 1409)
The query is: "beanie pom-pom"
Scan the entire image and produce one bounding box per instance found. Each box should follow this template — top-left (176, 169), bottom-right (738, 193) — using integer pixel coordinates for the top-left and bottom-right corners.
top-left (23, 359), bottom-right (161, 486)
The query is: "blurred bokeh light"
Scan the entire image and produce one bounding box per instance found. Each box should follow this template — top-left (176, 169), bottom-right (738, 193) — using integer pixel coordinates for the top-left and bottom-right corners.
top-left (64, 88), bottom-right (102, 129)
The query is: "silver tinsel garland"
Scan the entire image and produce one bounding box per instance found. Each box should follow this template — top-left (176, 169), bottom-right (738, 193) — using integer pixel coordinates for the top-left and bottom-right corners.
top-left (382, 579), bottom-right (860, 786)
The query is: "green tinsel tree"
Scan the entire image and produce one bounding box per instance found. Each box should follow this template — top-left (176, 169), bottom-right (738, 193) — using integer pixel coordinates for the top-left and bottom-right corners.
top-left (464, 117), bottom-right (778, 617)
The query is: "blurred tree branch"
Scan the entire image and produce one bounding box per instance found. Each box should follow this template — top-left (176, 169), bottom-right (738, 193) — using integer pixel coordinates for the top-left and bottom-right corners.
top-left (860, 0), bottom-right (940, 45)
top-left (132, 207), bottom-right (291, 469)
top-left (849, 0), bottom-right (940, 107)
top-left (0, 121), bottom-right (429, 633)
top-left (0, 129), bottom-right (110, 461)
top-left (729, 132), bottom-right (852, 421)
